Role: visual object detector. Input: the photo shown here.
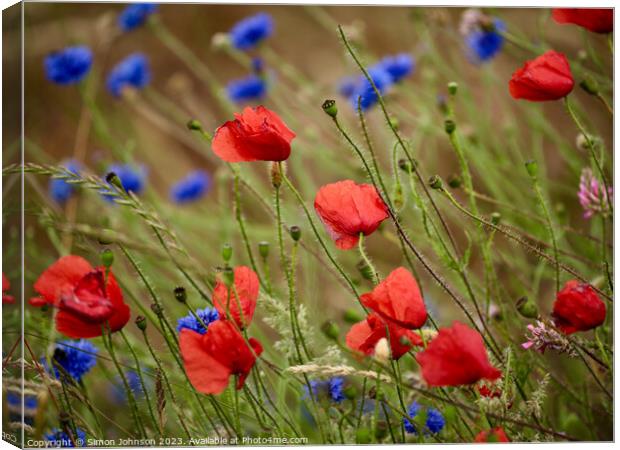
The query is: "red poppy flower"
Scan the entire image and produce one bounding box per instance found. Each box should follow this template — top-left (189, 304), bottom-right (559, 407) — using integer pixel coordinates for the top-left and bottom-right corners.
top-left (360, 267), bottom-right (427, 329)
top-left (552, 279), bottom-right (606, 334)
top-left (314, 180), bottom-right (389, 250)
top-left (416, 321), bottom-right (501, 387)
top-left (180, 319), bottom-right (263, 395)
top-left (508, 50), bottom-right (574, 101)
top-left (552, 9), bottom-right (613, 34)
top-left (211, 106), bottom-right (296, 162)
top-left (32, 255), bottom-right (130, 338)
top-left (212, 266), bottom-right (259, 329)
top-left (2, 273), bottom-right (14, 304)
top-left (346, 312), bottom-right (423, 360)
top-left (474, 427), bottom-right (510, 443)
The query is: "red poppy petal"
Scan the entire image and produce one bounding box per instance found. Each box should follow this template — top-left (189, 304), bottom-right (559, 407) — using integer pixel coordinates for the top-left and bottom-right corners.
top-left (34, 255), bottom-right (93, 305)
top-left (180, 329), bottom-right (232, 395)
top-left (212, 122), bottom-right (256, 162)
top-left (56, 310), bottom-right (107, 339)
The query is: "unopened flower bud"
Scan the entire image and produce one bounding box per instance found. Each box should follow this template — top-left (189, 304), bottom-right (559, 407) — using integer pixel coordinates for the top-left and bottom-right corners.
top-left (343, 385), bottom-right (357, 399)
top-left (186, 119), bottom-right (202, 131)
top-left (258, 241), bottom-right (270, 259)
top-left (322, 99), bottom-right (338, 118)
top-left (105, 172), bottom-right (124, 191)
top-left (343, 308), bottom-right (364, 324)
top-left (135, 315), bottom-right (147, 331)
top-left (490, 212), bottom-right (501, 225)
top-left (398, 158), bottom-right (415, 173)
top-left (289, 226), bottom-right (301, 242)
top-left (579, 75), bottom-right (599, 96)
top-left (174, 286), bottom-right (187, 303)
top-left (150, 303), bottom-right (163, 316)
top-left (222, 267), bottom-right (235, 287)
top-left (448, 81), bottom-right (458, 96)
top-left (444, 119), bottom-right (456, 134)
top-left (525, 160), bottom-right (538, 178)
top-left (428, 175), bottom-right (443, 190)
top-left (357, 260), bottom-right (375, 281)
top-left (447, 174), bottom-right (462, 188)
top-left (221, 243), bottom-right (233, 262)
top-left (516, 296), bottom-right (538, 319)
top-left (270, 162), bottom-right (283, 188)
top-left (321, 321), bottom-right (340, 340)
top-left (100, 248), bottom-right (114, 268)
top-left (374, 337), bottom-right (390, 363)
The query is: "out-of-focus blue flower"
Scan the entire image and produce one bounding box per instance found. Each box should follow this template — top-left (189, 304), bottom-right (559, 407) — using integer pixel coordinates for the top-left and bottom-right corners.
top-left (44, 340), bottom-right (98, 382)
top-left (111, 370), bottom-right (145, 403)
top-left (7, 391), bottom-right (38, 426)
top-left (338, 76), bottom-right (357, 98)
top-left (176, 307), bottom-right (219, 334)
top-left (49, 160), bottom-right (81, 204)
top-left (226, 74), bottom-right (268, 103)
top-left (44, 46), bottom-right (92, 85)
top-left (229, 13), bottom-right (274, 51)
top-left (103, 164), bottom-right (147, 201)
top-left (328, 377), bottom-right (345, 403)
top-left (403, 401), bottom-right (445, 435)
top-left (45, 428), bottom-right (86, 447)
top-left (118, 3), bottom-right (158, 31)
top-left (349, 66), bottom-right (393, 111)
top-left (251, 57), bottom-right (264, 74)
top-left (170, 170), bottom-right (211, 204)
top-left (7, 392), bottom-right (38, 409)
top-left (106, 53), bottom-right (150, 97)
top-left (374, 53), bottom-right (415, 83)
top-left (465, 19), bottom-right (506, 63)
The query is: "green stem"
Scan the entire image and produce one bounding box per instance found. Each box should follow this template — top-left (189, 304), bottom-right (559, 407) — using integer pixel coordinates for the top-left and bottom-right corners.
top-left (358, 233), bottom-right (379, 285)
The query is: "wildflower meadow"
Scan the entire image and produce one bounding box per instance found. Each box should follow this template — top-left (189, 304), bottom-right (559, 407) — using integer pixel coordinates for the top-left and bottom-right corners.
top-left (1, 3), bottom-right (614, 447)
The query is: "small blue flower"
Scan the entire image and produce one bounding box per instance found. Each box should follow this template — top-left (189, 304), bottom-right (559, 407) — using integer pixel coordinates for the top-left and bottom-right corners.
top-left (49, 160), bottom-right (81, 204)
top-left (106, 53), bottom-right (150, 97)
top-left (229, 13), bottom-right (274, 51)
top-left (337, 76), bottom-right (357, 98)
top-left (328, 377), bottom-right (346, 403)
top-left (170, 170), bottom-right (211, 204)
top-left (44, 340), bottom-right (98, 382)
top-left (103, 164), bottom-right (147, 201)
top-left (118, 3), bottom-right (158, 31)
top-left (111, 370), bottom-right (145, 403)
top-left (349, 67), bottom-right (393, 111)
top-left (403, 401), bottom-right (445, 435)
top-left (465, 19), bottom-right (506, 63)
top-left (176, 307), bottom-right (219, 334)
top-left (45, 428), bottom-right (86, 447)
top-left (302, 380), bottom-right (324, 401)
top-left (375, 53), bottom-right (415, 83)
top-left (44, 46), bottom-right (92, 85)
top-left (226, 74), bottom-right (268, 103)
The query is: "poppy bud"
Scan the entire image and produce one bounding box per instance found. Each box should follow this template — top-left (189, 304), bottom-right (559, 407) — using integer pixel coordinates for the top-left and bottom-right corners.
top-left (355, 428), bottom-right (372, 444)
top-left (258, 241), bottom-right (270, 259)
top-left (357, 260), bottom-right (375, 281)
top-left (100, 248), bottom-right (114, 268)
top-left (186, 119), bottom-right (203, 131)
top-left (428, 175), bottom-right (443, 190)
top-left (322, 99), bottom-right (338, 118)
top-left (174, 286), bottom-right (187, 303)
top-left (448, 81), bottom-right (458, 96)
top-left (398, 158), bottom-right (414, 173)
top-left (105, 172), bottom-right (124, 191)
top-left (222, 267), bottom-right (235, 288)
top-left (270, 161), bottom-right (283, 188)
top-left (221, 243), bottom-right (233, 262)
top-left (289, 226), bottom-right (301, 242)
top-left (343, 308), bottom-right (364, 324)
top-left (444, 119), bottom-right (456, 134)
top-left (343, 385), bottom-right (357, 400)
top-left (321, 321), bottom-right (340, 340)
top-left (579, 75), bottom-right (599, 96)
top-left (447, 174), bottom-right (462, 188)
top-left (150, 303), bottom-right (163, 317)
top-left (525, 160), bottom-right (538, 178)
top-left (490, 212), bottom-right (501, 225)
top-left (135, 315), bottom-right (147, 331)
top-left (516, 296), bottom-right (538, 319)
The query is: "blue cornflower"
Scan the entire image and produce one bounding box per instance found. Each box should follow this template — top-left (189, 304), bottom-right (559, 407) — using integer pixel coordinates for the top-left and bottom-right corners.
top-left (465, 19), bottom-right (506, 63)
top-left (170, 170), bottom-right (211, 204)
top-left (103, 164), bottom-right (146, 201)
top-left (229, 13), bottom-right (274, 51)
top-left (45, 340), bottom-right (98, 382)
top-left (302, 380), bottom-right (324, 401)
top-left (375, 53), bottom-right (415, 83)
top-left (106, 53), bottom-right (150, 97)
top-left (49, 160), bottom-right (81, 204)
top-left (176, 307), bottom-right (219, 334)
top-left (118, 3), bottom-right (158, 31)
top-left (226, 74), bottom-right (268, 103)
top-left (111, 370), bottom-right (145, 403)
top-left (7, 392), bottom-right (38, 409)
top-left (45, 428), bottom-right (86, 447)
top-left (337, 76), bottom-right (358, 98)
top-left (44, 46), bottom-right (92, 85)
top-left (328, 377), bottom-right (345, 403)
top-left (349, 66), bottom-right (393, 111)
top-left (403, 401), bottom-right (445, 435)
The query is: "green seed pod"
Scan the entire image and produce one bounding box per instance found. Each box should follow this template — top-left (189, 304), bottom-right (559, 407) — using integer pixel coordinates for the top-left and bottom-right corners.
top-left (174, 286), bottom-right (187, 303)
top-left (343, 308), bottom-right (364, 324)
top-left (289, 226), bottom-right (302, 242)
top-left (447, 81), bottom-right (458, 96)
top-left (444, 119), bottom-right (456, 134)
top-left (525, 160), bottom-right (538, 178)
top-left (357, 260), bottom-right (375, 281)
top-left (135, 315), bottom-right (147, 331)
top-left (428, 175), bottom-right (443, 190)
top-left (100, 248), bottom-right (114, 268)
top-left (398, 158), bottom-right (415, 173)
top-left (186, 119), bottom-right (202, 131)
top-left (447, 174), bottom-right (462, 189)
top-left (516, 296), bottom-right (538, 319)
top-left (355, 428), bottom-right (372, 444)
top-left (221, 243), bottom-right (233, 263)
top-left (322, 99), bottom-right (338, 118)
top-left (222, 267), bottom-right (235, 287)
top-left (321, 321), bottom-right (340, 340)
top-left (150, 303), bottom-right (164, 317)
top-left (258, 241), bottom-right (270, 259)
